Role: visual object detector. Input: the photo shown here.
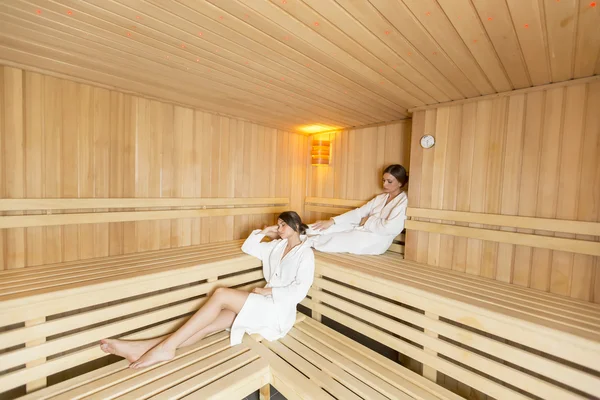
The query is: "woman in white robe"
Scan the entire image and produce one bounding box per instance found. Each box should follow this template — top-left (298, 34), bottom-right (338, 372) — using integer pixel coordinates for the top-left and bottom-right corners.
top-left (308, 164), bottom-right (408, 255)
top-left (99, 211), bottom-right (314, 369)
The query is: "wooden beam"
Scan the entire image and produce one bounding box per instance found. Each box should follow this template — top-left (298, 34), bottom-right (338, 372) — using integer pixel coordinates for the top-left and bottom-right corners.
top-left (409, 75), bottom-right (600, 112)
top-left (0, 197), bottom-right (289, 211)
top-left (406, 220), bottom-right (600, 256)
top-left (407, 208), bottom-right (600, 236)
top-left (0, 206), bottom-right (287, 229)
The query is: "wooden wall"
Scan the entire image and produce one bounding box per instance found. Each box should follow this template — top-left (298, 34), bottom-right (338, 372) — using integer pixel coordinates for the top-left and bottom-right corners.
top-left (304, 121), bottom-right (412, 223)
top-left (0, 66), bottom-right (308, 270)
top-left (406, 79), bottom-right (600, 303)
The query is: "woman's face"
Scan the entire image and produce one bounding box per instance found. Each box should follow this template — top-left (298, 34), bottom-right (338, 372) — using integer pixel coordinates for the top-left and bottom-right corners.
top-left (277, 219), bottom-right (297, 239)
top-left (382, 173), bottom-right (402, 193)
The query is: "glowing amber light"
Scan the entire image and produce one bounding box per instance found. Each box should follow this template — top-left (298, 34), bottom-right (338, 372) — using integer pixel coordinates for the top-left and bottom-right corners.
top-left (311, 139), bottom-right (331, 165)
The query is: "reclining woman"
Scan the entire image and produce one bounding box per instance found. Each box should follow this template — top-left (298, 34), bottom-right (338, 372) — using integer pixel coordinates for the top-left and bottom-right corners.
top-left (100, 211), bottom-right (314, 369)
top-left (308, 164), bottom-right (408, 255)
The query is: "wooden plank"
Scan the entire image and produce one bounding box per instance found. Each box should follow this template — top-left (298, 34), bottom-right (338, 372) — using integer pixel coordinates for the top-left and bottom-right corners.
top-left (24, 71), bottom-right (44, 267)
top-left (86, 345), bottom-right (252, 399)
top-left (299, 319), bottom-right (461, 400)
top-left (279, 334), bottom-right (390, 400)
top-left (0, 206), bottom-right (289, 229)
top-left (451, 102), bottom-right (476, 273)
top-left (24, 333), bottom-right (231, 400)
top-left (496, 94), bottom-right (526, 283)
top-left (544, 0), bottom-right (579, 82)
top-left (551, 84), bottom-right (587, 296)
top-left (409, 76), bottom-right (600, 112)
top-left (406, 221), bottom-right (600, 257)
top-left (407, 208), bottom-right (600, 236)
top-left (303, 277), bottom-right (600, 396)
top-left (531, 87), bottom-right (564, 291)
top-left (264, 340), bottom-right (363, 400)
top-left (3, 66), bottom-right (25, 270)
top-left (180, 360), bottom-right (269, 400)
top-left (466, 100), bottom-right (491, 276)
top-left (572, 82), bottom-right (600, 301)
top-left (513, 91), bottom-right (545, 287)
top-left (0, 271), bottom-right (261, 349)
top-left (0, 197), bottom-right (290, 211)
top-left (244, 338), bottom-right (333, 400)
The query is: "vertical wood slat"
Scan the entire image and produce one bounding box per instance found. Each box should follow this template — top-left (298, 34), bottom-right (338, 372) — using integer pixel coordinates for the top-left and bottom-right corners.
top-left (0, 66), bottom-right (307, 270)
top-left (25, 317), bottom-right (47, 392)
top-left (405, 79), bottom-right (600, 303)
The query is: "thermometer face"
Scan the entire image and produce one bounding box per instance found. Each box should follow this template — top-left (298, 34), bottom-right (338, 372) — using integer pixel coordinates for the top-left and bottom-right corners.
top-left (420, 134), bottom-right (435, 149)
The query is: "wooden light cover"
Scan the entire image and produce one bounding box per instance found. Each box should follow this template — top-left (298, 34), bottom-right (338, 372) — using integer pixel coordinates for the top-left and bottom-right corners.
top-left (311, 138), bottom-right (331, 165)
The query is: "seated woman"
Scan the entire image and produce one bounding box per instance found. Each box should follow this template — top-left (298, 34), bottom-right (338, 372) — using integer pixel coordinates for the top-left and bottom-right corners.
top-left (308, 164), bottom-right (408, 255)
top-left (100, 211), bottom-right (314, 369)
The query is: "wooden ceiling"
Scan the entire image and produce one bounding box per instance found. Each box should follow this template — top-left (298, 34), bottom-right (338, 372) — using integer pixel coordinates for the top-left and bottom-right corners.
top-left (0, 0), bottom-right (599, 133)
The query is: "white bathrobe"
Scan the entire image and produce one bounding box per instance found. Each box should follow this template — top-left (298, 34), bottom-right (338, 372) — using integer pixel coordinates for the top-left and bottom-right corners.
top-left (309, 192), bottom-right (408, 255)
top-left (229, 230), bottom-right (315, 346)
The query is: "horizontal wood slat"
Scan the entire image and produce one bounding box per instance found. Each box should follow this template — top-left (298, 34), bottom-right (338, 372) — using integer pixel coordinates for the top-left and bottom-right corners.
top-left (407, 207), bottom-right (600, 236)
top-left (0, 197), bottom-right (290, 211)
top-left (406, 220), bottom-right (600, 257)
top-left (305, 197), bottom-right (365, 208)
top-left (0, 206), bottom-right (288, 229)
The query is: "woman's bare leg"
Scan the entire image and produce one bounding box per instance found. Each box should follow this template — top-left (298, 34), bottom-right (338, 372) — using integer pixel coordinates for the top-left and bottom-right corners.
top-left (99, 310), bottom-right (237, 362)
top-left (129, 288), bottom-right (249, 369)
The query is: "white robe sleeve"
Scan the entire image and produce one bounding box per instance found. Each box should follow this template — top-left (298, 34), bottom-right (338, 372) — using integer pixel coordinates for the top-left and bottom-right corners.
top-left (363, 195), bottom-right (408, 236)
top-left (271, 248), bottom-right (315, 305)
top-left (332, 197), bottom-right (377, 226)
top-left (241, 229), bottom-right (278, 279)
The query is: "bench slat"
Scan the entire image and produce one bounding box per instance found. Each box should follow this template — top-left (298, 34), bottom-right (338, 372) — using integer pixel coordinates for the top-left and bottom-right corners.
top-left (178, 359), bottom-right (269, 400)
top-left (0, 252), bottom-right (249, 298)
top-left (244, 337), bottom-right (333, 400)
top-left (317, 255), bottom-right (600, 329)
top-left (0, 245), bottom-right (243, 287)
top-left (86, 344), bottom-right (249, 400)
top-left (0, 258), bottom-right (259, 319)
top-left (311, 274), bottom-right (600, 395)
top-left (264, 340), bottom-right (363, 400)
top-left (310, 280), bottom-right (595, 399)
top-left (304, 297), bottom-right (533, 400)
top-left (18, 332), bottom-right (230, 400)
top-left (0, 281), bottom-right (264, 393)
top-left (0, 241), bottom-right (244, 279)
top-left (297, 319), bottom-right (462, 400)
top-left (148, 352), bottom-right (262, 399)
top-left (279, 334), bottom-right (393, 400)
top-left (0, 271), bottom-right (262, 349)
top-left (317, 259), bottom-right (600, 358)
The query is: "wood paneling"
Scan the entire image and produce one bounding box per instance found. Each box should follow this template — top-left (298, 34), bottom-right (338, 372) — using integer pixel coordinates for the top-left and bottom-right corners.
top-left (0, 0), bottom-right (598, 131)
top-left (406, 79), bottom-right (600, 303)
top-left (0, 66), bottom-right (308, 270)
top-left (304, 121), bottom-right (411, 223)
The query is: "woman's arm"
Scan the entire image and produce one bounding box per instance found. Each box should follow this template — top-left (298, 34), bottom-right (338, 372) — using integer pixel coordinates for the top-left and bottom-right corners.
top-left (332, 196), bottom-right (378, 226)
top-left (241, 228), bottom-right (278, 260)
top-left (363, 194), bottom-right (408, 235)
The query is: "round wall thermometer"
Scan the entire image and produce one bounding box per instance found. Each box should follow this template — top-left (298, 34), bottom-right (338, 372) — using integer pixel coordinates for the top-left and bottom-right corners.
top-left (420, 134), bottom-right (435, 149)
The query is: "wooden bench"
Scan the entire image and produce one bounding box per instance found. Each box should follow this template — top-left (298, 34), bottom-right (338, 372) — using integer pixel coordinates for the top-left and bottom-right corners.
top-left (0, 240), bottom-right (268, 399)
top-left (308, 251), bottom-right (600, 399)
top-left (5, 236), bottom-right (598, 399)
top-left (0, 238), bottom-right (459, 400)
top-left (305, 197), bottom-right (406, 256)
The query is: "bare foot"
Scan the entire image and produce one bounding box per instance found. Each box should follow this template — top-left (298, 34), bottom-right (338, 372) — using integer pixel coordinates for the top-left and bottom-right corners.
top-left (129, 344), bottom-right (175, 369)
top-left (99, 339), bottom-right (156, 363)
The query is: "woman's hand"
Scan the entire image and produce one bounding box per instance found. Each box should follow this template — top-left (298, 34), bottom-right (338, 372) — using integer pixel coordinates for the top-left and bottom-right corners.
top-left (359, 216), bottom-right (369, 227)
top-left (260, 225), bottom-right (279, 239)
top-left (312, 218), bottom-right (335, 231)
top-left (252, 287), bottom-right (272, 296)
